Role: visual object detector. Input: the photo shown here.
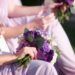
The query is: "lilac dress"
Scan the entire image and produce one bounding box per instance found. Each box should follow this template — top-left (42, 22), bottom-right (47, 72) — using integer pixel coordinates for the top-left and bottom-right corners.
top-left (0, 0), bottom-right (58, 75)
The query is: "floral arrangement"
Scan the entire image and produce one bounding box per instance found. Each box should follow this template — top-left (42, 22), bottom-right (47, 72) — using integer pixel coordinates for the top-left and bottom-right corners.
top-left (16, 29), bottom-right (57, 67)
top-left (54, 0), bottom-right (74, 23)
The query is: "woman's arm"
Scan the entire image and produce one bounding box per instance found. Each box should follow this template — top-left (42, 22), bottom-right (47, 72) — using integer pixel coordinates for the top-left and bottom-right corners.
top-left (1, 18), bottom-right (43, 39)
top-left (8, 0), bottom-right (63, 18)
top-left (0, 47), bottom-right (37, 65)
top-left (8, 5), bottom-right (44, 18)
top-left (1, 14), bottom-right (54, 39)
top-left (0, 53), bottom-right (18, 65)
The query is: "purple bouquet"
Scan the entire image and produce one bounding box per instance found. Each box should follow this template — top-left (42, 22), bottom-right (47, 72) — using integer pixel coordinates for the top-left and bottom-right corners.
top-left (17, 29), bottom-right (54, 66)
top-left (54, 0), bottom-right (74, 23)
top-left (55, 0), bottom-right (74, 5)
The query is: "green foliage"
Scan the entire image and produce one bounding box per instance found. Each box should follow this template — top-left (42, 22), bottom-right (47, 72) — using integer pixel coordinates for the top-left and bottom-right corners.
top-left (34, 36), bottom-right (45, 49)
top-left (27, 35), bottom-right (34, 43)
top-left (56, 9), bottom-right (72, 24)
top-left (17, 54), bottom-right (31, 67)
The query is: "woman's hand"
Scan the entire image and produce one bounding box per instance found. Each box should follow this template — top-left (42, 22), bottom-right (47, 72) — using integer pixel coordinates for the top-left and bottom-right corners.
top-left (16, 47), bottom-right (37, 60)
top-left (43, 3), bottom-right (63, 14)
top-left (31, 12), bottom-right (55, 30)
top-left (49, 3), bottom-right (63, 9)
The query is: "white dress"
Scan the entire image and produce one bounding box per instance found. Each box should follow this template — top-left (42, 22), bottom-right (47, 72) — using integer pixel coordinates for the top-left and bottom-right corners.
top-left (44, 0), bottom-right (75, 74)
top-left (47, 19), bottom-right (75, 75)
top-left (0, 0), bottom-right (58, 75)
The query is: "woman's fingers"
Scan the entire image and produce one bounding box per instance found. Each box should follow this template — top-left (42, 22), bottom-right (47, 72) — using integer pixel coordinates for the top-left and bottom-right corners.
top-left (16, 46), bottom-right (37, 60)
top-left (23, 47), bottom-right (37, 59)
top-left (49, 2), bottom-right (63, 9)
top-left (32, 47), bottom-right (37, 59)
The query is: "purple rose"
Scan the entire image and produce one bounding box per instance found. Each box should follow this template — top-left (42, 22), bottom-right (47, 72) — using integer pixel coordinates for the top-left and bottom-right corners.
top-left (55, 0), bottom-right (74, 5)
top-left (23, 31), bottom-right (35, 43)
top-left (34, 31), bottom-right (41, 38)
top-left (47, 50), bottom-right (54, 62)
top-left (37, 49), bottom-right (54, 62)
top-left (67, 0), bottom-right (74, 5)
top-left (40, 41), bottom-right (51, 52)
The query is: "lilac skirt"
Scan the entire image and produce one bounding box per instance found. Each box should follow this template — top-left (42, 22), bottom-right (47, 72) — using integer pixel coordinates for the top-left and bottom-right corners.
top-left (0, 60), bottom-right (58, 75)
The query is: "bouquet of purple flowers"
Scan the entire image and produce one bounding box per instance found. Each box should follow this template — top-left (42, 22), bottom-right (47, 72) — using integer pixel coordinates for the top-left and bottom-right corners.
top-left (17, 29), bottom-right (54, 67)
top-left (54, 0), bottom-right (74, 23)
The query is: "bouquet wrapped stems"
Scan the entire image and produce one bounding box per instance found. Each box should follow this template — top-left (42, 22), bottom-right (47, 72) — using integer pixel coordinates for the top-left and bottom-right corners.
top-left (17, 54), bottom-right (31, 67)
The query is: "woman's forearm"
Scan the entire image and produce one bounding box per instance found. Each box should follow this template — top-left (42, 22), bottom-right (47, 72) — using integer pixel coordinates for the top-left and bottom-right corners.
top-left (1, 19), bottom-right (42, 39)
top-left (0, 53), bottom-right (17, 65)
top-left (8, 6), bottom-right (44, 18)
top-left (1, 25), bottom-right (26, 39)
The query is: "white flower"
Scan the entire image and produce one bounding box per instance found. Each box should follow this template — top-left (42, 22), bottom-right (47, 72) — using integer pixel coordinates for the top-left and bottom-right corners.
top-left (50, 52), bottom-right (57, 66)
top-left (71, 0), bottom-right (75, 14)
top-left (72, 0), bottom-right (75, 7)
top-left (0, 35), bottom-right (10, 53)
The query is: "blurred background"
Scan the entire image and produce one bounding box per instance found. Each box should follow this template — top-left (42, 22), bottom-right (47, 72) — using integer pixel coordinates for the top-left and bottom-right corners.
top-left (21, 0), bottom-right (44, 6)
top-left (21, 0), bottom-right (75, 51)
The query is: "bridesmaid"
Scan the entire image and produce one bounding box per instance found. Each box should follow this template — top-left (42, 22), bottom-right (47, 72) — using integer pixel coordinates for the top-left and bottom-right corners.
top-left (0, 0), bottom-right (59, 75)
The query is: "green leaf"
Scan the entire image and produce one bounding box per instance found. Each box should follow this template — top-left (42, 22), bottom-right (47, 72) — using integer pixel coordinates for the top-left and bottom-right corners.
top-left (34, 36), bottom-right (44, 49)
top-left (24, 28), bottom-right (29, 33)
top-left (17, 54), bottom-right (31, 67)
top-left (27, 35), bottom-right (34, 43)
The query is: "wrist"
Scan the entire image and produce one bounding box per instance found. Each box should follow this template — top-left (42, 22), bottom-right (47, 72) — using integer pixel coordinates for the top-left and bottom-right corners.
top-left (14, 53), bottom-right (19, 60)
top-left (15, 49), bottom-right (26, 60)
top-left (38, 5), bottom-right (51, 18)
